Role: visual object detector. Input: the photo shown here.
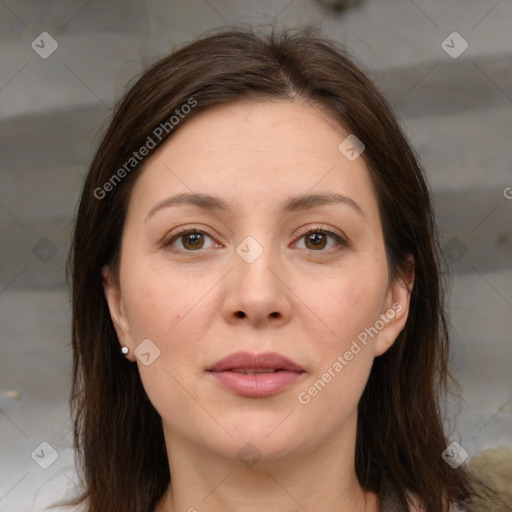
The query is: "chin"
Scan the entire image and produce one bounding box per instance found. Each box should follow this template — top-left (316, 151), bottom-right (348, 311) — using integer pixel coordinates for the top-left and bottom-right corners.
top-left (217, 414), bottom-right (312, 462)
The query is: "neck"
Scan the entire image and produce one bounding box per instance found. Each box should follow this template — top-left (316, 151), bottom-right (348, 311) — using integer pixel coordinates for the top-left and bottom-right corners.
top-left (156, 415), bottom-right (379, 512)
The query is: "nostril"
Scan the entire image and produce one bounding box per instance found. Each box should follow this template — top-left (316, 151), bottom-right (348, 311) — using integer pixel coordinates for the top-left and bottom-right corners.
top-left (270, 312), bottom-right (280, 318)
top-left (235, 311), bottom-right (246, 318)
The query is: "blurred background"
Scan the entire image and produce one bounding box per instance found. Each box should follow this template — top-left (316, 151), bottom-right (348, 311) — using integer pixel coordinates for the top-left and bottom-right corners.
top-left (0, 0), bottom-right (511, 510)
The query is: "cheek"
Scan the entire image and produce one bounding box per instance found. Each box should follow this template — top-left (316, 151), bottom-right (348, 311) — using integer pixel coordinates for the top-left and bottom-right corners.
top-left (120, 233), bottom-right (204, 332)
top-left (119, 250), bottom-right (226, 393)
top-left (296, 286), bottom-right (379, 435)
top-left (295, 253), bottom-right (388, 414)
top-left (307, 255), bottom-right (389, 348)
top-left (119, 267), bottom-right (213, 421)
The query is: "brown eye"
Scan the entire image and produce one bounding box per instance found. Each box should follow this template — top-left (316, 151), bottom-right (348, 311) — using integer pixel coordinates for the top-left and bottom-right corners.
top-left (165, 229), bottom-right (217, 252)
top-left (181, 232), bottom-right (204, 250)
top-left (305, 231), bottom-right (328, 250)
top-left (295, 228), bottom-right (348, 252)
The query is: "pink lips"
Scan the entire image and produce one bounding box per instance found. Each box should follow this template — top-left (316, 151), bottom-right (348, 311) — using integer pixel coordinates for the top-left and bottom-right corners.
top-left (207, 351), bottom-right (305, 398)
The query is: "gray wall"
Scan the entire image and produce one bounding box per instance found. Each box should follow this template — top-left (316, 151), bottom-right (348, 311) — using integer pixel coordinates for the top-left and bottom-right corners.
top-left (1, 1), bottom-right (511, 510)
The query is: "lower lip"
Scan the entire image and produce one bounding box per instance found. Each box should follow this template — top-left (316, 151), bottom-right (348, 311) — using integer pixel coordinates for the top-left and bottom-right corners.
top-left (209, 370), bottom-right (304, 397)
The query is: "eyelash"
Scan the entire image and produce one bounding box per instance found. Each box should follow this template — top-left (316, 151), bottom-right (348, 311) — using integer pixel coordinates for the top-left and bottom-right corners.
top-left (295, 226), bottom-right (349, 252)
top-left (163, 225), bottom-right (349, 254)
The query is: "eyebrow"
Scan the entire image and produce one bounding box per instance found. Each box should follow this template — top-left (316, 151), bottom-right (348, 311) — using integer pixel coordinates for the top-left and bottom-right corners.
top-left (145, 191), bottom-right (365, 222)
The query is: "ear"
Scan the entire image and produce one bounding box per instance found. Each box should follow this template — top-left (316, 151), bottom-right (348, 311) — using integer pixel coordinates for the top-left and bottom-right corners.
top-left (374, 255), bottom-right (415, 357)
top-left (102, 265), bottom-right (136, 361)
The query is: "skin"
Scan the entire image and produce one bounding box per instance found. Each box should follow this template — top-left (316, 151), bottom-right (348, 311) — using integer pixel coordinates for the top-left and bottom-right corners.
top-left (103, 99), bottom-right (414, 512)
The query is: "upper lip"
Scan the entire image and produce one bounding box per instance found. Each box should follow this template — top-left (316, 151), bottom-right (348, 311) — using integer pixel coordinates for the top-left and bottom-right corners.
top-left (207, 351), bottom-right (304, 372)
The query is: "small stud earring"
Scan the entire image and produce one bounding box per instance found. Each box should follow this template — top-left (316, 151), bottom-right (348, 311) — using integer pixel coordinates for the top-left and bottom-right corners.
top-left (121, 346), bottom-right (129, 355)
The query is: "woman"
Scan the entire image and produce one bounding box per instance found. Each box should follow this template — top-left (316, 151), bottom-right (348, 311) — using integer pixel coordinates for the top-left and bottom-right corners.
top-left (65, 28), bottom-right (474, 511)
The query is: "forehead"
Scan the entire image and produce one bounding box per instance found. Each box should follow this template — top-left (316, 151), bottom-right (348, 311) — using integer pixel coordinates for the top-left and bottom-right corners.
top-left (150, 99), bottom-right (345, 164)
top-left (128, 99), bottom-right (379, 222)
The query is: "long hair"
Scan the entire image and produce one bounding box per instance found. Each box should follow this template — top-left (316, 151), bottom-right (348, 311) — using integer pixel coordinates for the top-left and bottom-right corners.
top-left (67, 27), bottom-right (473, 512)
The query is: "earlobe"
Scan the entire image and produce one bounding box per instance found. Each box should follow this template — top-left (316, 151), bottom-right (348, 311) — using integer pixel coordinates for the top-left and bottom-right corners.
top-left (102, 265), bottom-right (134, 359)
top-left (374, 255), bottom-right (415, 357)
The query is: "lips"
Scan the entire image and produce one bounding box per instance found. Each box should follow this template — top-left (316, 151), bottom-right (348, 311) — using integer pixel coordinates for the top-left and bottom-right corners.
top-left (207, 351), bottom-right (304, 373)
top-left (231, 369), bottom-right (278, 374)
top-left (206, 351), bottom-right (305, 398)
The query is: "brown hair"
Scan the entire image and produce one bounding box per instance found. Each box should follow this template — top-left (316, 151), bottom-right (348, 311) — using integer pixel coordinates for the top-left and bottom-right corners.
top-left (67, 27), bottom-right (473, 512)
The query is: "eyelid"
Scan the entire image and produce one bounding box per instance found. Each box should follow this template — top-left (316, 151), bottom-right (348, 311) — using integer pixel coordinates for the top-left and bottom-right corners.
top-left (293, 224), bottom-right (350, 250)
top-left (162, 224), bottom-right (350, 253)
top-left (162, 226), bottom-right (220, 250)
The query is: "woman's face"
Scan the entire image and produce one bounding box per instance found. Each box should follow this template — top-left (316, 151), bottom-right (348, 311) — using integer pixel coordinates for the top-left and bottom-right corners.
top-left (104, 99), bottom-right (412, 465)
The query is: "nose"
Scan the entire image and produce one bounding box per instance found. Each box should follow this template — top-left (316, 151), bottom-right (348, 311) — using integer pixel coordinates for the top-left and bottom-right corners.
top-left (221, 242), bottom-right (293, 328)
